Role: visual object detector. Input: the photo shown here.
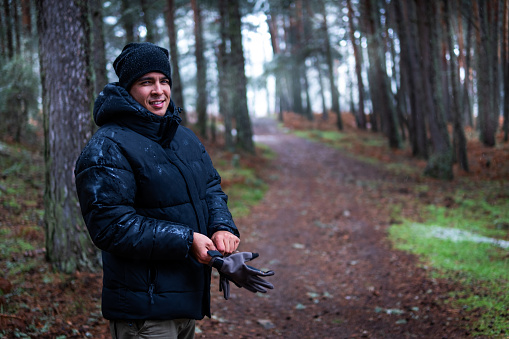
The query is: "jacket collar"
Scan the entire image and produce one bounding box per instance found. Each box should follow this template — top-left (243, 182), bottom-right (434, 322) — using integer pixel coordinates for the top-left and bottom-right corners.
top-left (94, 83), bottom-right (182, 146)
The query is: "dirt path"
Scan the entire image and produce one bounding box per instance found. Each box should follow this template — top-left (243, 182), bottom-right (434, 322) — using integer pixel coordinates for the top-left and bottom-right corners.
top-left (198, 119), bottom-right (472, 338)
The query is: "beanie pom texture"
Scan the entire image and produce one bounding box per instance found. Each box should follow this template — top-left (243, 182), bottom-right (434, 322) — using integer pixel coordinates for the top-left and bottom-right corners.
top-left (113, 42), bottom-right (173, 90)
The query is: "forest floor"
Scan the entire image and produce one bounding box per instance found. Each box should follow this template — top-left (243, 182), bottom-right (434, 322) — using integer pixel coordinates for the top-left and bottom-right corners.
top-left (1, 113), bottom-right (508, 338)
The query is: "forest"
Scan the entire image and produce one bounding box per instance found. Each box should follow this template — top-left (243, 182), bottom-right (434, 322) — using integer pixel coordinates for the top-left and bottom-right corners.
top-left (0, 0), bottom-right (508, 337)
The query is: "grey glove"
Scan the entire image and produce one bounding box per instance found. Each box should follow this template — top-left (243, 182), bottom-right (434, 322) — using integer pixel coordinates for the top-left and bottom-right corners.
top-left (208, 250), bottom-right (275, 300)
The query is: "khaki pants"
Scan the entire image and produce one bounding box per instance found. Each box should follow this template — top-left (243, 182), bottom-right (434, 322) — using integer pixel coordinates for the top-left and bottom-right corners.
top-left (110, 319), bottom-right (195, 339)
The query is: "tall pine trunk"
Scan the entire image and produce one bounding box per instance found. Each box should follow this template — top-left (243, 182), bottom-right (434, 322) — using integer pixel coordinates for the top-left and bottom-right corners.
top-left (217, 0), bottom-right (233, 150)
top-left (347, 0), bottom-right (367, 129)
top-left (503, 0), bottom-right (509, 141)
top-left (320, 1), bottom-right (342, 129)
top-left (228, 0), bottom-right (254, 152)
top-left (120, 0), bottom-right (136, 42)
top-left (445, 0), bottom-right (469, 172)
top-left (394, 0), bottom-right (428, 158)
top-left (37, 0), bottom-right (99, 273)
top-left (166, 0), bottom-right (186, 124)
top-left (90, 0), bottom-right (108, 96)
top-left (3, 0), bottom-right (14, 59)
top-left (191, 0), bottom-right (207, 138)
top-left (476, 0), bottom-right (499, 147)
top-left (425, 0), bottom-right (453, 179)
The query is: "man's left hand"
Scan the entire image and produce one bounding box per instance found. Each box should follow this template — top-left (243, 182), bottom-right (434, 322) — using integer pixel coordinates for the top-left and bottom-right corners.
top-left (211, 231), bottom-right (240, 255)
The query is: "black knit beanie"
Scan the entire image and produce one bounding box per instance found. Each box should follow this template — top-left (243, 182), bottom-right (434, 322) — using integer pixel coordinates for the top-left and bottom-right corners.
top-left (113, 42), bottom-right (172, 90)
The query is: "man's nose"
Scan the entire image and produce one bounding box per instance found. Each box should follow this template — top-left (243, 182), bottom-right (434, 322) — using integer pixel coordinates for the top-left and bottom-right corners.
top-left (152, 82), bottom-right (163, 94)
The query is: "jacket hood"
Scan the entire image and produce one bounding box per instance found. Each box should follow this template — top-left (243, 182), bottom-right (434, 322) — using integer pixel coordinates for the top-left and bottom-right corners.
top-left (94, 83), bottom-right (181, 147)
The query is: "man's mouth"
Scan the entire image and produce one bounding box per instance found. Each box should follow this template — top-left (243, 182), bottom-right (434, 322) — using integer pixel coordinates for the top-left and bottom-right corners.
top-left (150, 100), bottom-right (164, 107)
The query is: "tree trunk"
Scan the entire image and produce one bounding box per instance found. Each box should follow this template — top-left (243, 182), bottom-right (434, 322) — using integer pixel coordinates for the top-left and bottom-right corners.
top-left (4, 0), bottom-right (14, 59)
top-left (315, 56), bottom-right (329, 120)
top-left (503, 0), bottom-right (509, 141)
top-left (476, 0), bottom-right (499, 147)
top-left (425, 0), bottom-right (454, 179)
top-left (13, 0), bottom-right (21, 56)
top-left (444, 0), bottom-right (468, 172)
top-left (228, 0), bottom-right (254, 152)
top-left (90, 0), bottom-right (108, 96)
top-left (20, 0), bottom-right (34, 60)
top-left (140, 0), bottom-right (155, 42)
top-left (462, 1), bottom-right (474, 127)
top-left (266, 11), bottom-right (286, 121)
top-left (36, 0), bottom-right (99, 273)
top-left (366, 0), bottom-right (400, 148)
top-left (320, 0), bottom-right (342, 129)
top-left (166, 0), bottom-right (186, 124)
top-left (217, 0), bottom-right (233, 150)
top-left (121, 0), bottom-right (136, 42)
top-left (394, 0), bottom-right (428, 158)
top-left (191, 0), bottom-right (207, 138)
top-left (347, 0), bottom-right (367, 129)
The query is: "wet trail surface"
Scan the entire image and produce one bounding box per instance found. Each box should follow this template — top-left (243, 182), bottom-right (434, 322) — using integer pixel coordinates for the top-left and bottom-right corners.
top-left (198, 118), bottom-right (471, 338)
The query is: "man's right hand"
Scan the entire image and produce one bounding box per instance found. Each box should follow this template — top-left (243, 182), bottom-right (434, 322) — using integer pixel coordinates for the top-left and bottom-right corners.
top-left (190, 232), bottom-right (217, 264)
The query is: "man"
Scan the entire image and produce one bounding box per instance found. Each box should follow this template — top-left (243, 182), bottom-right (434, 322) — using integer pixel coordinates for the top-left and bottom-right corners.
top-left (74, 42), bottom-right (240, 338)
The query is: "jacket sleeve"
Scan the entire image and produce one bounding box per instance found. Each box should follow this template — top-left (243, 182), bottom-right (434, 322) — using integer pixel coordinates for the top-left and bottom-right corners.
top-left (75, 135), bottom-right (194, 261)
top-left (201, 143), bottom-right (240, 238)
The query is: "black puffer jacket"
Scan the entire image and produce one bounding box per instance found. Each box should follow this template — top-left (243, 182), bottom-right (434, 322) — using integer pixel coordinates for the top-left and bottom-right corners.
top-left (74, 83), bottom-right (239, 320)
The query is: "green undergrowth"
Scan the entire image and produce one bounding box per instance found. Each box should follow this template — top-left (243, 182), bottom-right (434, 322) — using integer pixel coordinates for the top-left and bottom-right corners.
top-left (388, 183), bottom-right (509, 337)
top-left (214, 145), bottom-right (271, 218)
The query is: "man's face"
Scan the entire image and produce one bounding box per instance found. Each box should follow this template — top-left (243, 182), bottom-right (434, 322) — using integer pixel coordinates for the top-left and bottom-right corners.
top-left (129, 72), bottom-right (171, 117)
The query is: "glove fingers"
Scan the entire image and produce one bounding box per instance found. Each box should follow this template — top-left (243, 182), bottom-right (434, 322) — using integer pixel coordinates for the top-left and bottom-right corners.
top-left (245, 283), bottom-right (269, 293)
top-left (220, 276), bottom-right (230, 300)
top-left (250, 277), bottom-right (274, 290)
top-left (243, 284), bottom-right (260, 293)
top-left (246, 265), bottom-right (275, 277)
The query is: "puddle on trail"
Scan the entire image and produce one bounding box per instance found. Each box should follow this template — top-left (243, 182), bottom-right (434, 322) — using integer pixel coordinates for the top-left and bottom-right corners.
top-left (253, 135), bottom-right (280, 143)
top-left (414, 223), bottom-right (509, 249)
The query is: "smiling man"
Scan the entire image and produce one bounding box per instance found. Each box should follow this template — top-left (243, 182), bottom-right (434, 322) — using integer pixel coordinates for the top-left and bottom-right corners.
top-left (74, 42), bottom-right (240, 339)
top-left (129, 72), bottom-right (171, 116)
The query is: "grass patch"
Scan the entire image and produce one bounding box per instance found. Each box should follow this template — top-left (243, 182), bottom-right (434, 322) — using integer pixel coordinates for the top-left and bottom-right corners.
top-left (217, 165), bottom-right (268, 218)
top-left (388, 189), bottom-right (509, 337)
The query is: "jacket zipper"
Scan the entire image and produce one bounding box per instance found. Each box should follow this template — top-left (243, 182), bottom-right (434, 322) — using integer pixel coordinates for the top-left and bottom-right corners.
top-left (148, 265), bottom-right (157, 305)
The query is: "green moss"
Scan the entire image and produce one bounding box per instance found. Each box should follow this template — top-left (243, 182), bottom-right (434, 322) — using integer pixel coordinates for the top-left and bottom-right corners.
top-left (388, 189), bottom-right (509, 337)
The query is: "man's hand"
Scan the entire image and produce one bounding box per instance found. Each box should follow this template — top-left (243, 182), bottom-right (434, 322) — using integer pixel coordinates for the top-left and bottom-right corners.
top-left (211, 231), bottom-right (240, 255)
top-left (190, 233), bottom-right (217, 264)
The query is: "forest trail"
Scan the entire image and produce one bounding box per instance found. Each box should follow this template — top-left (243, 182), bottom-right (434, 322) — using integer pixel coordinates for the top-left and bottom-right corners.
top-left (198, 118), bottom-right (471, 338)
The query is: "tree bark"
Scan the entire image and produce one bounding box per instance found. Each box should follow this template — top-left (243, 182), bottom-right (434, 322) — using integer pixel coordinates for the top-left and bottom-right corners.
top-left (462, 1), bottom-right (474, 127)
top-left (36, 0), bottom-right (99, 272)
top-left (366, 0), bottom-right (400, 148)
top-left (90, 0), bottom-right (108, 96)
top-left (394, 0), bottom-right (428, 158)
top-left (140, 0), bottom-right (155, 42)
top-left (320, 0), bottom-right (342, 130)
top-left (502, 0), bottom-right (509, 141)
top-left (444, 0), bottom-right (468, 172)
top-left (121, 0), bottom-right (136, 42)
top-left (228, 0), bottom-right (254, 152)
top-left (347, 0), bottom-right (367, 129)
top-left (266, 11), bottom-right (286, 121)
top-left (425, 0), bottom-right (454, 179)
top-left (165, 0), bottom-right (186, 124)
top-left (3, 0), bottom-right (13, 59)
top-left (13, 0), bottom-right (21, 56)
top-left (217, 0), bottom-right (233, 150)
top-left (476, 0), bottom-right (499, 147)
top-left (191, 0), bottom-right (207, 138)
